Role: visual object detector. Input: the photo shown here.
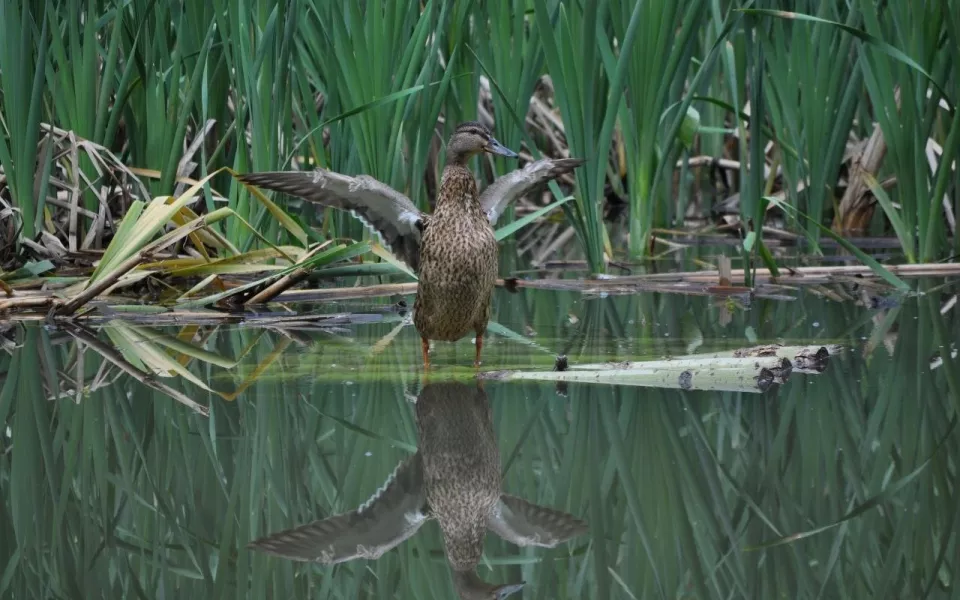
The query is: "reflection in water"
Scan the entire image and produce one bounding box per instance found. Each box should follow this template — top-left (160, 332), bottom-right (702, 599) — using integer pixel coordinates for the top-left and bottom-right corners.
top-left (248, 380), bottom-right (588, 599)
top-left (3, 281), bottom-right (960, 597)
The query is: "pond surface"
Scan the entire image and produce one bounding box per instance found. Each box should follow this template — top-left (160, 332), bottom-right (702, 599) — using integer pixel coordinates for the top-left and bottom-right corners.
top-left (1, 280), bottom-right (958, 599)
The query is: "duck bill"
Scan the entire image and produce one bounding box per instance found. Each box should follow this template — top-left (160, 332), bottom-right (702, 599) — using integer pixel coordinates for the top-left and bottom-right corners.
top-left (495, 582), bottom-right (526, 598)
top-left (486, 138), bottom-right (519, 158)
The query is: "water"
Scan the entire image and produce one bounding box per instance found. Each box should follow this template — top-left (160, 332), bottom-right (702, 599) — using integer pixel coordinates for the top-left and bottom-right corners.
top-left (1, 281), bottom-right (958, 598)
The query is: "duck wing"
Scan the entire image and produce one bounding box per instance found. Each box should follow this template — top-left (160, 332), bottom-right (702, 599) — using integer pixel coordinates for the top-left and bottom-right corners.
top-left (487, 494), bottom-right (588, 547)
top-left (239, 170), bottom-right (425, 271)
top-left (479, 158), bottom-right (586, 226)
top-left (247, 455), bottom-right (429, 563)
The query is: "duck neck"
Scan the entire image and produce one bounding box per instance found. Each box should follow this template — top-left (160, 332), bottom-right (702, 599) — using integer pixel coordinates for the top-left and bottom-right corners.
top-left (440, 515), bottom-right (486, 571)
top-left (435, 162), bottom-right (481, 214)
top-left (445, 146), bottom-right (473, 168)
top-left (451, 570), bottom-right (493, 600)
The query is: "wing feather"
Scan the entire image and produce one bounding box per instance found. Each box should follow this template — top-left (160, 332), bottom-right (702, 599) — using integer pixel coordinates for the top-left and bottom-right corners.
top-left (247, 456), bottom-right (428, 563)
top-left (239, 170), bottom-right (424, 271)
top-left (479, 158), bottom-right (586, 226)
top-left (487, 494), bottom-right (588, 547)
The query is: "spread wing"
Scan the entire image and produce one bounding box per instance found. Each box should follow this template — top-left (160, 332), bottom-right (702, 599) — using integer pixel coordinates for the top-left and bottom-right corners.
top-left (248, 456), bottom-right (429, 563)
top-left (239, 170), bottom-right (425, 271)
top-left (479, 158), bottom-right (586, 226)
top-left (487, 494), bottom-right (588, 547)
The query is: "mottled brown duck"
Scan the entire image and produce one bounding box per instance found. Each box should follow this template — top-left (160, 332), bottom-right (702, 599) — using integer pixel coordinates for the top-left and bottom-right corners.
top-left (239, 122), bottom-right (584, 368)
top-left (247, 381), bottom-right (588, 599)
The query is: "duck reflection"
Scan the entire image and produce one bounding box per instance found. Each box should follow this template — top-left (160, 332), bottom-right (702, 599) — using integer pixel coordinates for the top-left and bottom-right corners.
top-left (248, 380), bottom-right (588, 599)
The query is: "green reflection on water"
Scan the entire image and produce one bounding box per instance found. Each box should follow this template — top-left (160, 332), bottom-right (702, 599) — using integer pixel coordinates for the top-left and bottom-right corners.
top-left (1, 284), bottom-right (958, 598)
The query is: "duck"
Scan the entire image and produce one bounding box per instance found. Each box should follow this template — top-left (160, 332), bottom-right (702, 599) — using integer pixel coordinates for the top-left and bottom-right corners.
top-left (239, 122), bottom-right (584, 368)
top-left (247, 380), bottom-right (588, 599)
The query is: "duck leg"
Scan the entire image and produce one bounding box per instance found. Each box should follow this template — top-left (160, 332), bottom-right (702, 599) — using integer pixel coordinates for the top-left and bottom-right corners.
top-left (474, 333), bottom-right (483, 368)
top-left (421, 336), bottom-right (431, 370)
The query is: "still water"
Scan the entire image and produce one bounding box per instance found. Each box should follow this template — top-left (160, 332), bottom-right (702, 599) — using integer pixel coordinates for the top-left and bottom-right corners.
top-left (1, 281), bottom-right (958, 599)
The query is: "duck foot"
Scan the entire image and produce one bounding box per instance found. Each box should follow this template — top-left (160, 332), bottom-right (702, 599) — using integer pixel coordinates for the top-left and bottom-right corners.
top-left (474, 333), bottom-right (483, 368)
top-left (421, 336), bottom-right (431, 370)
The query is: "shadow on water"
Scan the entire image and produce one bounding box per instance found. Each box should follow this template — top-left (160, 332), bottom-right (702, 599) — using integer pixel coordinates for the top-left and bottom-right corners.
top-left (1, 279), bottom-right (959, 598)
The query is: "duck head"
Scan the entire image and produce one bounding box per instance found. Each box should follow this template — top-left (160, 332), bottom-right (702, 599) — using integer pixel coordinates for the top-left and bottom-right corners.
top-left (446, 121), bottom-right (519, 166)
top-left (452, 569), bottom-right (525, 600)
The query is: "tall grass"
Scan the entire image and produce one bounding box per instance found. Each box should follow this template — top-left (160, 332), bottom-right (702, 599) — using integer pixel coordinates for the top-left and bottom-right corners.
top-left (472, 0), bottom-right (545, 223)
top-left (758, 4), bottom-right (860, 248)
top-left (608, 0), bottom-right (707, 258)
top-left (0, 0), bottom-right (957, 281)
top-left (0, 2), bottom-right (49, 242)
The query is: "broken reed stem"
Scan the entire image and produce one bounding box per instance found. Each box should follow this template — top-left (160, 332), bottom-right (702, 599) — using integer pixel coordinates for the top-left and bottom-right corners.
top-left (273, 282), bottom-right (419, 303)
top-left (482, 356), bottom-right (792, 393)
top-left (244, 243), bottom-right (331, 305)
top-left (7, 258), bottom-right (957, 320)
top-left (516, 263), bottom-right (960, 288)
top-left (242, 268), bottom-right (311, 305)
top-left (0, 295), bottom-right (61, 312)
top-left (483, 345), bottom-right (840, 393)
top-left (567, 355), bottom-right (792, 372)
top-left (56, 251), bottom-right (146, 316)
top-left (62, 323), bottom-right (209, 416)
top-left (711, 344), bottom-right (838, 373)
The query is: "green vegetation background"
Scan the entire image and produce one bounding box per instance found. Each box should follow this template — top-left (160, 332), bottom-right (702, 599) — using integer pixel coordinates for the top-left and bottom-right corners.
top-left (1, 0), bottom-right (957, 280)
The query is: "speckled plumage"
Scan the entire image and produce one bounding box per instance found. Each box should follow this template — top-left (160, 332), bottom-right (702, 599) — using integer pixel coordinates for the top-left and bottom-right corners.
top-left (246, 381), bottom-right (588, 599)
top-left (416, 381), bottom-right (500, 572)
top-left (413, 165), bottom-right (499, 348)
top-left (238, 122), bottom-right (585, 368)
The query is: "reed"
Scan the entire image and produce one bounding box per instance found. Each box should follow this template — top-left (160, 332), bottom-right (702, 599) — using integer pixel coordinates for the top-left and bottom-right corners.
top-left (0, 0), bottom-right (956, 285)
